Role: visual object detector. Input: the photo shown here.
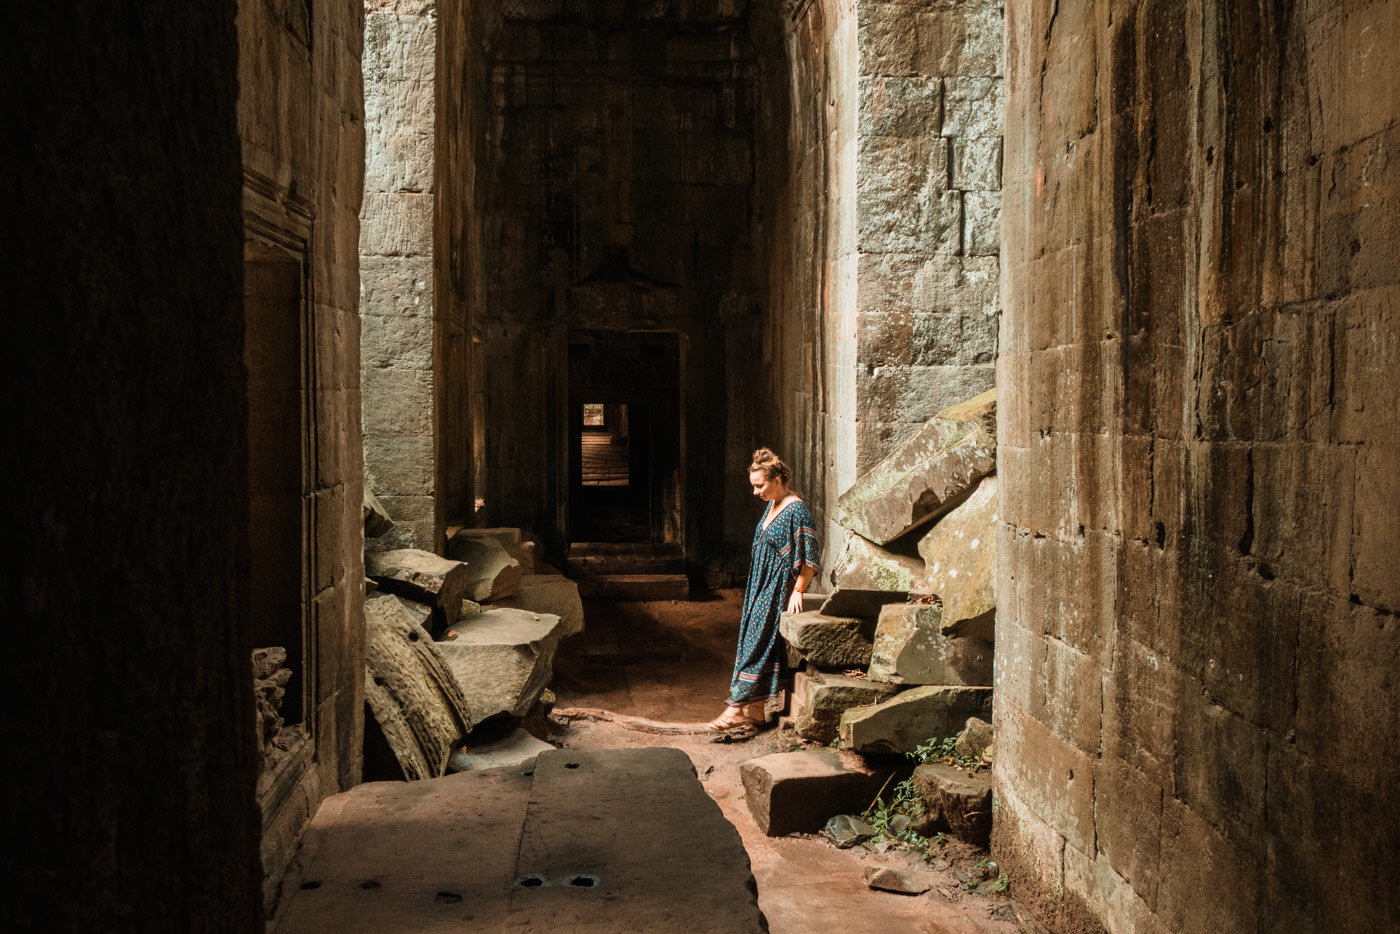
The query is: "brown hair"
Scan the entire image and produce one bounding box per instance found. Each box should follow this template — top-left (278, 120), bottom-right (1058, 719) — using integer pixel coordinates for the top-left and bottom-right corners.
top-left (748, 448), bottom-right (792, 486)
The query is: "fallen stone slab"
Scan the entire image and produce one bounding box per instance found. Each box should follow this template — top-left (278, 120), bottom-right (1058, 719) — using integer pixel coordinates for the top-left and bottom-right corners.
top-left (272, 748), bottom-right (765, 933)
top-left (794, 669), bottom-right (901, 745)
top-left (954, 716), bottom-right (994, 760)
top-left (363, 592), bottom-right (473, 781)
top-left (493, 573), bottom-right (585, 639)
top-left (818, 587), bottom-right (909, 619)
top-left (366, 548), bottom-right (471, 634)
top-left (911, 761), bottom-right (993, 846)
top-left (436, 607), bottom-right (568, 725)
top-left (779, 610), bottom-right (876, 669)
top-left (867, 602), bottom-right (993, 686)
top-left (918, 473), bottom-right (997, 640)
top-left (457, 526), bottom-right (523, 560)
top-left (863, 863), bottom-right (931, 895)
top-left (448, 531), bottom-right (523, 603)
top-left (839, 686), bottom-right (993, 755)
top-left (831, 531), bottom-right (929, 595)
top-left (394, 595), bottom-right (432, 630)
top-left (447, 727), bottom-right (554, 773)
top-left (836, 389), bottom-right (996, 545)
top-left (739, 749), bottom-right (895, 836)
top-left (363, 485), bottom-right (394, 538)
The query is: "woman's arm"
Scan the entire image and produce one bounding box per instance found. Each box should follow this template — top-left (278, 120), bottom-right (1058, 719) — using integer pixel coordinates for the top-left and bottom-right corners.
top-left (785, 564), bottom-right (816, 615)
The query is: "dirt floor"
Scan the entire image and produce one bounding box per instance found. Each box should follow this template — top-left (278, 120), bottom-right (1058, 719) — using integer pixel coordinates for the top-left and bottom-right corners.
top-left (545, 591), bottom-right (1048, 934)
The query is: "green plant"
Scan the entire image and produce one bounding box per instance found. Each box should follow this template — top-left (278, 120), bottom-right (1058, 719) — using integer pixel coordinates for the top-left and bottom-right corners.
top-left (988, 872), bottom-right (1010, 893)
top-left (861, 776), bottom-right (932, 857)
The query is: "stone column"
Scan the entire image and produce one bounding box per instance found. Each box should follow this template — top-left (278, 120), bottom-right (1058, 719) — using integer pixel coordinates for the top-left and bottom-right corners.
top-left (361, 1), bottom-right (439, 550)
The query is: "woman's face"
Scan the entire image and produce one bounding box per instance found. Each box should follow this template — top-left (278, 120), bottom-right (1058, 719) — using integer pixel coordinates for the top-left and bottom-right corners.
top-left (750, 469), bottom-right (784, 502)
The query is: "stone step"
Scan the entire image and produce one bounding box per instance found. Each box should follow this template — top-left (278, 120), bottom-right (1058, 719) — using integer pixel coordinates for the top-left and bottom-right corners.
top-left (868, 602), bottom-right (993, 686)
top-left (271, 748), bottom-right (766, 933)
top-left (565, 542), bottom-right (686, 576)
top-left (779, 610), bottom-right (877, 669)
top-left (738, 749), bottom-right (898, 837)
top-left (575, 573), bottom-right (690, 601)
top-left (792, 669), bottom-right (900, 745)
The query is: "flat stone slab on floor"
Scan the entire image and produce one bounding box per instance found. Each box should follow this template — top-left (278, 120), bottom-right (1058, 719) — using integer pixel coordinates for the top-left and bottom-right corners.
top-left (835, 389), bottom-right (997, 545)
top-left (269, 749), bottom-right (766, 933)
top-left (779, 610), bottom-right (876, 669)
top-left (739, 749), bottom-right (895, 837)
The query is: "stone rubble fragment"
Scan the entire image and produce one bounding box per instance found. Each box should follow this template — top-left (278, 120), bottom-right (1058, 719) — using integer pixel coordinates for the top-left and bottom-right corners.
top-left (867, 602), bottom-right (993, 686)
top-left (738, 750), bottom-right (895, 837)
top-left (363, 592), bottom-right (474, 781)
top-left (779, 610), bottom-right (876, 669)
top-left (434, 607), bottom-right (570, 726)
top-left (838, 686), bottom-right (992, 755)
top-left (445, 727), bottom-right (553, 773)
top-left (862, 863), bottom-right (931, 895)
top-left (492, 573), bottom-right (584, 639)
top-left (822, 814), bottom-right (876, 849)
top-left (910, 761), bottom-right (993, 847)
top-left (953, 716), bottom-right (994, 761)
top-left (918, 473), bottom-right (996, 640)
top-left (447, 530), bottom-right (523, 603)
top-left (363, 485), bottom-right (394, 539)
top-left (366, 548), bottom-right (471, 635)
top-left (793, 669), bottom-right (901, 745)
top-left (836, 389), bottom-right (997, 545)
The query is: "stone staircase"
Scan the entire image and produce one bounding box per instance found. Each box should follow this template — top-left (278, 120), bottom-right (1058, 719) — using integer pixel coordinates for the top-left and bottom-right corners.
top-left (565, 542), bottom-right (690, 601)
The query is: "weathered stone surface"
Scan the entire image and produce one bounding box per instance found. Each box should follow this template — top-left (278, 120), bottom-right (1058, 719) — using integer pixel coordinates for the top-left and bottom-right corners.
top-left (493, 574), bottom-right (585, 639)
top-left (366, 549), bottom-right (471, 634)
top-left (446, 727), bottom-right (553, 773)
top-left (955, 716), bottom-right (994, 761)
top-left (435, 607), bottom-right (569, 724)
top-left (831, 531), bottom-right (930, 594)
top-left (363, 593), bottom-right (474, 781)
top-left (839, 686), bottom-right (993, 755)
top-left (448, 532), bottom-right (523, 602)
top-left (394, 595), bottom-right (432, 630)
top-left (822, 813), bottom-right (875, 849)
top-left (363, 485), bottom-right (394, 538)
top-left (911, 762), bottom-right (992, 847)
top-left (863, 864), bottom-right (931, 895)
top-left (739, 750), bottom-right (893, 837)
top-left (818, 587), bottom-right (909, 619)
top-left (867, 602), bottom-right (993, 686)
top-left (456, 526), bottom-right (523, 561)
top-left (794, 669), bottom-right (901, 745)
top-left (919, 473), bottom-right (996, 639)
top-left (779, 610), bottom-right (876, 669)
top-left (837, 389), bottom-right (997, 545)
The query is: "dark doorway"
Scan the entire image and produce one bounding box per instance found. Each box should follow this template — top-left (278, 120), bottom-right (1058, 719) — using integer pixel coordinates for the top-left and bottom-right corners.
top-left (568, 333), bottom-right (680, 544)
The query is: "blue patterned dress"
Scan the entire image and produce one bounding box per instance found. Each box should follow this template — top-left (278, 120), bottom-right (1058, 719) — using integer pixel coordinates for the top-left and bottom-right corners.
top-left (728, 499), bottom-right (821, 705)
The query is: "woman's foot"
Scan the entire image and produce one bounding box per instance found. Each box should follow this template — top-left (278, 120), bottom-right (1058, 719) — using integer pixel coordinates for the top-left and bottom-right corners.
top-left (705, 705), bottom-right (758, 731)
top-left (743, 700), bottom-right (768, 725)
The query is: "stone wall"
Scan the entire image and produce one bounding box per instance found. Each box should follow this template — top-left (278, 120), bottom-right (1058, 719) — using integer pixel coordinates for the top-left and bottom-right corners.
top-left (239, 0), bottom-right (367, 901)
top-left (853, 0), bottom-right (1002, 471)
top-left (996, 2), bottom-right (1400, 931)
top-left (362, 0), bottom-right (441, 551)
top-left (5, 3), bottom-right (261, 928)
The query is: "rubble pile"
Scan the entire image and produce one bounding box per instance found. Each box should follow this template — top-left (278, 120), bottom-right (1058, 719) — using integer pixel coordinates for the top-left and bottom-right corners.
top-left (360, 488), bottom-right (583, 780)
top-left (743, 389), bottom-right (999, 850)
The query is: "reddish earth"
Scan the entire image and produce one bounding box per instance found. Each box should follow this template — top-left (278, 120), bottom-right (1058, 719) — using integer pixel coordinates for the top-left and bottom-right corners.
top-left (548, 591), bottom-right (1047, 934)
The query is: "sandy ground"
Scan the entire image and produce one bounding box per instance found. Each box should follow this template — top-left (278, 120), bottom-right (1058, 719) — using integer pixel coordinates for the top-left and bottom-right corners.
top-left (543, 592), bottom-right (1048, 934)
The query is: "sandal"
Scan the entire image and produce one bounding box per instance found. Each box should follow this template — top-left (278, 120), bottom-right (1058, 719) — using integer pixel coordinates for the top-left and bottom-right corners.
top-left (705, 705), bottom-right (757, 731)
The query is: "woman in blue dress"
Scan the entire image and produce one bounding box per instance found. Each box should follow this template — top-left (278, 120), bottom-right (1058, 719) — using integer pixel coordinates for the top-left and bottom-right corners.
top-left (708, 448), bottom-right (820, 731)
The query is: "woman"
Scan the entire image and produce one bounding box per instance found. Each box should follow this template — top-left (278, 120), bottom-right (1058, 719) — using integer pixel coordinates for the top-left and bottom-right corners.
top-left (708, 448), bottom-right (820, 731)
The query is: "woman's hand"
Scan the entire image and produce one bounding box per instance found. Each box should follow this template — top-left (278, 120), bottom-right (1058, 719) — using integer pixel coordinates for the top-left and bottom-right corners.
top-left (785, 588), bottom-right (804, 615)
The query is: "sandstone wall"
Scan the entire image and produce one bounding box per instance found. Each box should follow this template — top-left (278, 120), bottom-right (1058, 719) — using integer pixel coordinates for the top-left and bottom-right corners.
top-left (362, 0), bottom-right (441, 550)
top-left (239, 0), bottom-right (367, 900)
top-left (5, 4), bottom-right (261, 928)
top-left (854, 0), bottom-right (1002, 471)
top-left (996, 2), bottom-right (1400, 931)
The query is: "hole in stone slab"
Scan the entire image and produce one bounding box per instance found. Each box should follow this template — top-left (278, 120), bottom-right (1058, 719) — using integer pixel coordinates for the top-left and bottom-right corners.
top-left (517, 875), bottom-right (546, 888)
top-left (357, 880), bottom-right (381, 890)
top-left (300, 881), bottom-right (322, 890)
top-left (434, 892), bottom-right (463, 904)
top-left (564, 762), bottom-right (581, 769)
top-left (408, 630), bottom-right (419, 641)
top-left (522, 770), bottom-right (534, 777)
top-left (570, 875), bottom-right (598, 888)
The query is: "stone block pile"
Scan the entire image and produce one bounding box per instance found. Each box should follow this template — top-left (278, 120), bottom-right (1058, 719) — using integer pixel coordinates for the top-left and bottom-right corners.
top-left (743, 390), bottom-right (999, 847)
top-left (361, 497), bottom-right (583, 779)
